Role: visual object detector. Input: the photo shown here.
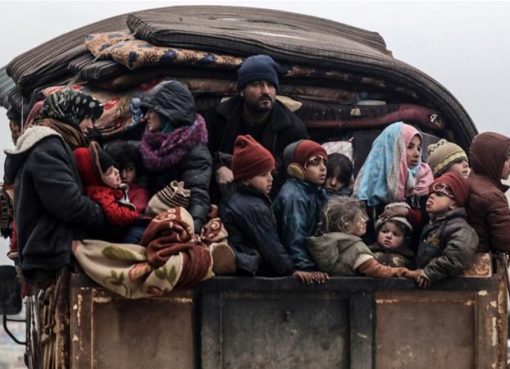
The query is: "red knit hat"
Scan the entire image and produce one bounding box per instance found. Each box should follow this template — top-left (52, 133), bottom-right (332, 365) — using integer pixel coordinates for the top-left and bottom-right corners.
top-left (428, 171), bottom-right (469, 206)
top-left (289, 139), bottom-right (327, 167)
top-left (232, 135), bottom-right (275, 181)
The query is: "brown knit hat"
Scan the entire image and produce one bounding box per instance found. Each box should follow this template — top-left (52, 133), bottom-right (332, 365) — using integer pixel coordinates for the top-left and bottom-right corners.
top-left (429, 171), bottom-right (469, 206)
top-left (146, 180), bottom-right (191, 217)
top-left (427, 139), bottom-right (468, 176)
top-left (232, 135), bottom-right (275, 181)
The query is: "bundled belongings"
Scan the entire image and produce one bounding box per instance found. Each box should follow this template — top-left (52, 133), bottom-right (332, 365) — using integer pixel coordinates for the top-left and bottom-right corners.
top-left (72, 207), bottom-right (225, 298)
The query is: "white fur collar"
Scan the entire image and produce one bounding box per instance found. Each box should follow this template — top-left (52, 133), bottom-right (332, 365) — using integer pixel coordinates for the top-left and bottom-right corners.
top-left (4, 126), bottom-right (62, 155)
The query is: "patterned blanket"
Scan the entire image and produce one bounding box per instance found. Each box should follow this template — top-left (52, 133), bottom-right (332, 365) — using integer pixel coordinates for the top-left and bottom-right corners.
top-left (73, 207), bottom-right (229, 299)
top-left (85, 32), bottom-right (243, 71)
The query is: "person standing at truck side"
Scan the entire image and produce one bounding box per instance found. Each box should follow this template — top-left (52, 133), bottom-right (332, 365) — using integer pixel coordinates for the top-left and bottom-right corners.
top-left (3, 89), bottom-right (106, 286)
top-left (202, 54), bottom-right (309, 200)
top-left (466, 132), bottom-right (510, 252)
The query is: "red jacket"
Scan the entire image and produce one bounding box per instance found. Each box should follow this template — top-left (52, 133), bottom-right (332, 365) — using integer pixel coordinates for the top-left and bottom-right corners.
top-left (74, 147), bottom-right (140, 227)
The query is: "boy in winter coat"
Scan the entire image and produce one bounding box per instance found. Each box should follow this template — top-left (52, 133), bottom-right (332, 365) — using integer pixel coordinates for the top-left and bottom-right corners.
top-left (466, 132), bottom-right (510, 252)
top-left (273, 139), bottom-right (329, 271)
top-left (220, 135), bottom-right (327, 284)
top-left (74, 141), bottom-right (140, 229)
top-left (406, 172), bottom-right (478, 288)
top-left (306, 197), bottom-right (413, 278)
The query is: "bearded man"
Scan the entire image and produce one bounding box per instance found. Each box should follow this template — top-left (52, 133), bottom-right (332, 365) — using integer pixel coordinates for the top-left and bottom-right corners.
top-left (203, 54), bottom-right (308, 200)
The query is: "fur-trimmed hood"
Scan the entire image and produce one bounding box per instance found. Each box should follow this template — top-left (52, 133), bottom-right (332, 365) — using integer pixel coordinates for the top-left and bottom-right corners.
top-left (4, 126), bottom-right (63, 184)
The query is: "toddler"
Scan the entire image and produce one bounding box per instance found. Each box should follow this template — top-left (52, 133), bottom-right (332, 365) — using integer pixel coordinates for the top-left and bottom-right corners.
top-left (306, 197), bottom-right (414, 278)
top-left (74, 142), bottom-right (140, 228)
top-left (369, 216), bottom-right (414, 268)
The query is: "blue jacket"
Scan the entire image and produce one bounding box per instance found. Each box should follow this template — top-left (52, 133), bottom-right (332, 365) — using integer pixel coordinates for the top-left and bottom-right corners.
top-left (273, 178), bottom-right (328, 270)
top-left (220, 184), bottom-right (294, 276)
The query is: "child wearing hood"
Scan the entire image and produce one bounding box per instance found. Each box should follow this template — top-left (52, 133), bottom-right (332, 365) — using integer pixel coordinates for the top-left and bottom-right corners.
top-left (466, 132), bottom-right (510, 252)
top-left (306, 196), bottom-right (414, 278)
top-left (139, 80), bottom-right (212, 233)
top-left (74, 141), bottom-right (140, 229)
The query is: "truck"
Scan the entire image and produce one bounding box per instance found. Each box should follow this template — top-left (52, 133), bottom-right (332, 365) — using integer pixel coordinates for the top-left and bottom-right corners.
top-left (0, 5), bottom-right (507, 369)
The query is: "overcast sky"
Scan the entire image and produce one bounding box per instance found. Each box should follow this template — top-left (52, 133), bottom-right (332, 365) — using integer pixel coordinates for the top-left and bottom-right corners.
top-left (0, 0), bottom-right (509, 262)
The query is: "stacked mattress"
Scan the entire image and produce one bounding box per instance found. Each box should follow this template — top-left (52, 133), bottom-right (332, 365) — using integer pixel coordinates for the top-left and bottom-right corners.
top-left (0, 5), bottom-right (476, 147)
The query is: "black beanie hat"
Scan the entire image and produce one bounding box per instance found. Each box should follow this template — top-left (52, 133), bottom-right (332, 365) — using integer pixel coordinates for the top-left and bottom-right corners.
top-left (237, 55), bottom-right (280, 91)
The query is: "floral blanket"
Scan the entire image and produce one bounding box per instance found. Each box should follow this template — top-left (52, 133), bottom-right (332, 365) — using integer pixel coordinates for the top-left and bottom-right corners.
top-left (73, 207), bottom-right (228, 299)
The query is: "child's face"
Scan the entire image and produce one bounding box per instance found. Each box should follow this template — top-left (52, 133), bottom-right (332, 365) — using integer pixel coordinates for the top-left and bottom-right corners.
top-left (102, 166), bottom-right (121, 189)
top-left (501, 157), bottom-right (510, 180)
top-left (243, 170), bottom-right (273, 195)
top-left (448, 160), bottom-right (470, 179)
top-left (120, 163), bottom-right (137, 185)
top-left (377, 222), bottom-right (405, 249)
top-left (304, 155), bottom-right (327, 185)
top-left (406, 135), bottom-right (421, 168)
top-left (426, 191), bottom-right (457, 215)
top-left (351, 212), bottom-right (368, 237)
top-left (325, 167), bottom-right (345, 192)
top-left (145, 109), bottom-right (162, 132)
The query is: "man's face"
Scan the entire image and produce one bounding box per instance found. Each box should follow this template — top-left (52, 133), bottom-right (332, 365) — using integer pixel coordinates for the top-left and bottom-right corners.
top-left (241, 80), bottom-right (276, 113)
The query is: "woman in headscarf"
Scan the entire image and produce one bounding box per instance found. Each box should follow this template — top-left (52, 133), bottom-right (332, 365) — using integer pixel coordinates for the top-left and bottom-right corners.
top-left (3, 89), bottom-right (106, 286)
top-left (139, 80), bottom-right (212, 233)
top-left (353, 122), bottom-right (434, 244)
top-left (35, 88), bottom-right (104, 147)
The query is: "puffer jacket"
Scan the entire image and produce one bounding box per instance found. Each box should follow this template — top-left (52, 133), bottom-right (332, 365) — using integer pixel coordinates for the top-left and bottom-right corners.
top-left (140, 81), bottom-right (212, 232)
top-left (416, 208), bottom-right (478, 282)
top-left (273, 178), bottom-right (328, 270)
top-left (466, 132), bottom-right (510, 252)
top-left (220, 184), bottom-right (294, 276)
top-left (3, 126), bottom-right (105, 284)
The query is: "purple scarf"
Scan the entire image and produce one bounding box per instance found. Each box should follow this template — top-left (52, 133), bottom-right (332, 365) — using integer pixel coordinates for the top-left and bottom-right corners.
top-left (140, 114), bottom-right (208, 172)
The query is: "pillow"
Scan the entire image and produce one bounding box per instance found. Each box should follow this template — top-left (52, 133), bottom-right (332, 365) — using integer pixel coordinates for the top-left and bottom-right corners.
top-left (321, 140), bottom-right (353, 161)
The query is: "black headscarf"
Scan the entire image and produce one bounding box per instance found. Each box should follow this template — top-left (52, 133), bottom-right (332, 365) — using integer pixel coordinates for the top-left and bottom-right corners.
top-left (40, 89), bottom-right (103, 127)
